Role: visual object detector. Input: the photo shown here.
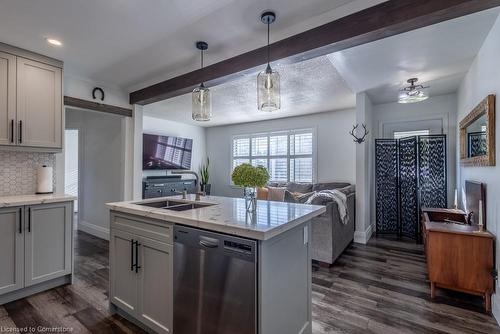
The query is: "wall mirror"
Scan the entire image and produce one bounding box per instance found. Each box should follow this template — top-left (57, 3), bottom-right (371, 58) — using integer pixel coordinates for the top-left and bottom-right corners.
top-left (460, 95), bottom-right (496, 166)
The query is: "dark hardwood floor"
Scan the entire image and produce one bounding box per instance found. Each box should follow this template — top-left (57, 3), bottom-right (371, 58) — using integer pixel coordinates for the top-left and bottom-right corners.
top-left (0, 231), bottom-right (498, 333)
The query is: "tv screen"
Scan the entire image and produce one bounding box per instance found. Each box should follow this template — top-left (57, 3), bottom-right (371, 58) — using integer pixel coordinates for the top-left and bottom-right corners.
top-left (143, 134), bottom-right (193, 170)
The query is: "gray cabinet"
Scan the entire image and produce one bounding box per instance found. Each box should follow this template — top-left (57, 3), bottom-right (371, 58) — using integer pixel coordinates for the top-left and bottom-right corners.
top-left (0, 43), bottom-right (63, 151)
top-left (110, 229), bottom-right (138, 315)
top-left (0, 51), bottom-right (16, 146)
top-left (0, 207), bottom-right (24, 295)
top-left (16, 58), bottom-right (62, 149)
top-left (137, 237), bottom-right (173, 334)
top-left (110, 213), bottom-right (173, 334)
top-left (0, 201), bottom-right (73, 303)
top-left (24, 202), bottom-right (72, 287)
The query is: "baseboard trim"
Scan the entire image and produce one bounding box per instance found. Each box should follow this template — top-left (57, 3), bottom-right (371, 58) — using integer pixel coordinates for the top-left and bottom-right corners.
top-left (492, 293), bottom-right (500, 325)
top-left (79, 220), bottom-right (110, 240)
top-left (354, 224), bottom-right (373, 244)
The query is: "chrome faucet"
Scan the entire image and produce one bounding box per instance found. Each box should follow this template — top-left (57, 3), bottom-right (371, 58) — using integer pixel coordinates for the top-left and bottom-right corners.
top-left (171, 170), bottom-right (204, 201)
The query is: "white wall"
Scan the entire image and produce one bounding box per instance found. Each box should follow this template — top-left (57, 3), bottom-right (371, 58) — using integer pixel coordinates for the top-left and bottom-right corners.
top-left (354, 93), bottom-right (373, 244)
top-left (371, 93), bottom-right (458, 225)
top-left (456, 13), bottom-right (500, 322)
top-left (64, 74), bottom-right (130, 108)
top-left (142, 115), bottom-right (207, 181)
top-left (66, 108), bottom-right (125, 239)
top-left (206, 109), bottom-right (356, 198)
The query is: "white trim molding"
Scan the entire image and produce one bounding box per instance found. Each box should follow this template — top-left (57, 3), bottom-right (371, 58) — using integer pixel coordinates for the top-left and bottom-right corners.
top-left (354, 223), bottom-right (373, 244)
top-left (78, 220), bottom-right (110, 240)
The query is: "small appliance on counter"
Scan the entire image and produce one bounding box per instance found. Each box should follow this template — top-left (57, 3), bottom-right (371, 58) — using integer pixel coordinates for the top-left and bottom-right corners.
top-left (36, 165), bottom-right (54, 194)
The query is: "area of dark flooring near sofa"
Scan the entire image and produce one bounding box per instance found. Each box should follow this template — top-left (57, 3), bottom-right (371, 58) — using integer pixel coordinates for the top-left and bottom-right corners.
top-left (0, 232), bottom-right (498, 334)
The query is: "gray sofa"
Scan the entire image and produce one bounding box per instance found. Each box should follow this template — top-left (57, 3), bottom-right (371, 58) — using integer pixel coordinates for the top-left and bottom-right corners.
top-left (268, 182), bottom-right (355, 265)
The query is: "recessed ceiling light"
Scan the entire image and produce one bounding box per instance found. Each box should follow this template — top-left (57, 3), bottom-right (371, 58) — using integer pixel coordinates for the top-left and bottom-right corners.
top-left (46, 38), bottom-right (63, 46)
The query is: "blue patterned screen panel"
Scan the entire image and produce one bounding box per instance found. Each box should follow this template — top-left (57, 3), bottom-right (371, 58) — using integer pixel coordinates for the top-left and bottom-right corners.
top-left (418, 135), bottom-right (447, 209)
top-left (399, 137), bottom-right (418, 239)
top-left (375, 139), bottom-right (399, 235)
top-left (468, 132), bottom-right (487, 157)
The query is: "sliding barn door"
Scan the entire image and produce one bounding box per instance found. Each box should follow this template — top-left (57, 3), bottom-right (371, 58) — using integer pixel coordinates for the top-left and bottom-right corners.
top-left (375, 139), bottom-right (399, 235)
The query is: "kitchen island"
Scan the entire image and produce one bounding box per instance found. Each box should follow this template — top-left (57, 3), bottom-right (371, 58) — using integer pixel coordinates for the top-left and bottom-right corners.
top-left (106, 194), bottom-right (325, 334)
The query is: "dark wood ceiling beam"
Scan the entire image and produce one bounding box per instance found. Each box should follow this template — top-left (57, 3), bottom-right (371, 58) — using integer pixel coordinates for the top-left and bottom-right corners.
top-left (130, 0), bottom-right (500, 105)
top-left (64, 96), bottom-right (133, 117)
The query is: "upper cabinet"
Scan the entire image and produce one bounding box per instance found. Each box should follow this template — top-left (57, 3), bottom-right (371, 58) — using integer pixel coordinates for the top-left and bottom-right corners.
top-left (0, 51), bottom-right (16, 146)
top-left (0, 43), bottom-right (63, 151)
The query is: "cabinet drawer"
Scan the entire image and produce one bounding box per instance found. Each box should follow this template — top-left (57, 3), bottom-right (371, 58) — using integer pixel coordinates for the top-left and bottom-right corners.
top-left (111, 213), bottom-right (173, 245)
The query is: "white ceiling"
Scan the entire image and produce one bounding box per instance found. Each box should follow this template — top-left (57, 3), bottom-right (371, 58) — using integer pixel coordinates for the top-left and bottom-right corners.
top-left (145, 56), bottom-right (356, 126)
top-left (0, 0), bottom-right (384, 90)
top-left (328, 7), bottom-right (500, 104)
top-left (145, 8), bottom-right (500, 126)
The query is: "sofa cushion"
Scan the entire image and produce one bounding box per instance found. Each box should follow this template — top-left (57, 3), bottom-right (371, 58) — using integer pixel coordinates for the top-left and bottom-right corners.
top-left (338, 184), bottom-right (356, 196)
top-left (286, 182), bottom-right (313, 194)
top-left (313, 182), bottom-right (351, 191)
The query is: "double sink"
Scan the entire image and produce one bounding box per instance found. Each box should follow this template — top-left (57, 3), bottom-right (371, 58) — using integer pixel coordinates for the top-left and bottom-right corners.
top-left (137, 199), bottom-right (215, 212)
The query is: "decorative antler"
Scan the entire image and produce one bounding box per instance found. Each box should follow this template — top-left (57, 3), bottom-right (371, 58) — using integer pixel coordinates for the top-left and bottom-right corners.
top-left (349, 124), bottom-right (369, 144)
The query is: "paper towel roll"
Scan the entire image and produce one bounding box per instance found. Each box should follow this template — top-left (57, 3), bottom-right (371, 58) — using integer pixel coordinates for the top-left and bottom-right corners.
top-left (36, 165), bottom-right (53, 194)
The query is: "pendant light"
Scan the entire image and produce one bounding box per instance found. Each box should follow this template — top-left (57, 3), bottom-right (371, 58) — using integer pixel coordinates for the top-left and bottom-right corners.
top-left (192, 41), bottom-right (212, 121)
top-left (257, 11), bottom-right (280, 112)
top-left (398, 78), bottom-right (429, 104)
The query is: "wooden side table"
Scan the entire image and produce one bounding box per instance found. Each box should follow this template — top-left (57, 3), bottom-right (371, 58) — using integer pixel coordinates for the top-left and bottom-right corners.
top-left (422, 215), bottom-right (495, 312)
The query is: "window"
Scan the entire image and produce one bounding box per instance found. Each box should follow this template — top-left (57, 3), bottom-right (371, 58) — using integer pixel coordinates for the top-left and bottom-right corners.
top-left (232, 129), bottom-right (315, 183)
top-left (393, 129), bottom-right (430, 139)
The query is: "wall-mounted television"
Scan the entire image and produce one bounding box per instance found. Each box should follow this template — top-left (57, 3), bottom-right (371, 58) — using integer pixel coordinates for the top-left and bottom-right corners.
top-left (143, 133), bottom-right (193, 170)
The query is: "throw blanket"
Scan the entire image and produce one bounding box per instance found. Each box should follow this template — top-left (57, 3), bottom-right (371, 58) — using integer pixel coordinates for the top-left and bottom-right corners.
top-left (305, 189), bottom-right (348, 224)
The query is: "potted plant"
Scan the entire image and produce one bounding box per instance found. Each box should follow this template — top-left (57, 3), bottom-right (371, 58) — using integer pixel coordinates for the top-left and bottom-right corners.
top-left (199, 158), bottom-right (211, 195)
top-left (231, 163), bottom-right (269, 213)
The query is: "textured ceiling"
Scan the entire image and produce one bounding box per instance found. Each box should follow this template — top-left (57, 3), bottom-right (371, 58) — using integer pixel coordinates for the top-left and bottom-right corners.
top-left (145, 8), bottom-right (500, 126)
top-left (0, 0), bottom-right (383, 90)
top-left (328, 7), bottom-right (500, 104)
top-left (144, 56), bottom-right (356, 126)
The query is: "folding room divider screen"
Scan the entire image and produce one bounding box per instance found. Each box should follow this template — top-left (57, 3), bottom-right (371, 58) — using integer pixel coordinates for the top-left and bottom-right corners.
top-left (375, 135), bottom-right (447, 240)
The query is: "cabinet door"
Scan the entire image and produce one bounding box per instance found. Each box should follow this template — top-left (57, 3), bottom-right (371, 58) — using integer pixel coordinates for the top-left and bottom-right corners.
top-left (137, 237), bottom-right (173, 334)
top-left (0, 51), bottom-right (16, 146)
top-left (16, 57), bottom-right (62, 148)
top-left (110, 229), bottom-right (138, 315)
top-left (24, 202), bottom-right (72, 287)
top-left (0, 207), bottom-right (24, 295)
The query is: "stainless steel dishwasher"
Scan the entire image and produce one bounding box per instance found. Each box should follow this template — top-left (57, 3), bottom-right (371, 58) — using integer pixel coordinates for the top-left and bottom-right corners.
top-left (173, 225), bottom-right (257, 334)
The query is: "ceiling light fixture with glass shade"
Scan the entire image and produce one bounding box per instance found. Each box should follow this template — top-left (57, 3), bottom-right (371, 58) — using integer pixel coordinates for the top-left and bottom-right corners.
top-left (192, 41), bottom-right (212, 121)
top-left (257, 11), bottom-right (280, 112)
top-left (398, 78), bottom-right (429, 104)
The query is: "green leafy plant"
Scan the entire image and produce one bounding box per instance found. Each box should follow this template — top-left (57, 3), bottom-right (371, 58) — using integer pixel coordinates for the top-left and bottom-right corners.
top-left (231, 163), bottom-right (269, 188)
top-left (199, 157), bottom-right (210, 185)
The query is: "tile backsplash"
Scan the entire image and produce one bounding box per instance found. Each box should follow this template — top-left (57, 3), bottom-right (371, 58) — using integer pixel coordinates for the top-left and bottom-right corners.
top-left (0, 151), bottom-right (56, 196)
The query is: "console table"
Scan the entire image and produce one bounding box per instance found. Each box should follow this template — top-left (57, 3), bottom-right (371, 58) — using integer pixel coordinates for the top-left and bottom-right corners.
top-left (422, 210), bottom-right (494, 312)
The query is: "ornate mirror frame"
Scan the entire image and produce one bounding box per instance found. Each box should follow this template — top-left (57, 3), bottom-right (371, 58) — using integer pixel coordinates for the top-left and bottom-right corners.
top-left (459, 94), bottom-right (496, 166)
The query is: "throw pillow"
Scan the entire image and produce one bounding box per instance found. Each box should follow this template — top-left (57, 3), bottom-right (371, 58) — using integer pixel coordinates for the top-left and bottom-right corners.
top-left (267, 187), bottom-right (286, 202)
top-left (284, 190), bottom-right (314, 203)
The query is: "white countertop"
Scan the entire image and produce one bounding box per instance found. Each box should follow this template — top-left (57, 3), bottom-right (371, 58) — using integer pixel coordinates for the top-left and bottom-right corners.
top-left (0, 194), bottom-right (77, 208)
top-left (106, 194), bottom-right (326, 240)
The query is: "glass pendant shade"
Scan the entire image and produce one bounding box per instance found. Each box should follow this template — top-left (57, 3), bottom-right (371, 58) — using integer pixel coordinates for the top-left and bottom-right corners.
top-left (257, 65), bottom-right (280, 112)
top-left (398, 78), bottom-right (429, 104)
top-left (192, 83), bottom-right (212, 121)
top-left (398, 90), bottom-right (429, 104)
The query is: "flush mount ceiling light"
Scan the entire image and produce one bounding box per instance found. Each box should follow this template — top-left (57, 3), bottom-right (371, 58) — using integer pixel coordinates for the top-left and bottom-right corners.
top-left (257, 11), bottom-right (280, 112)
top-left (192, 41), bottom-right (212, 122)
top-left (46, 38), bottom-right (63, 46)
top-left (398, 78), bottom-right (429, 104)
